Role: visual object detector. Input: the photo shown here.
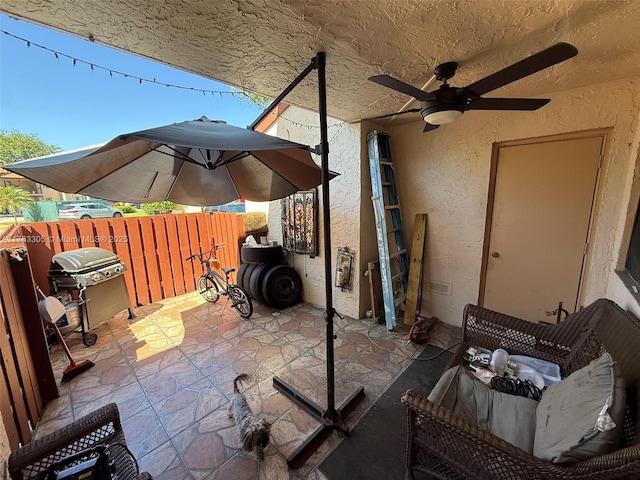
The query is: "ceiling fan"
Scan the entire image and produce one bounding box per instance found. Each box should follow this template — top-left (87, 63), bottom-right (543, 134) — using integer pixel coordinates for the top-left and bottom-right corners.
top-left (365, 42), bottom-right (578, 132)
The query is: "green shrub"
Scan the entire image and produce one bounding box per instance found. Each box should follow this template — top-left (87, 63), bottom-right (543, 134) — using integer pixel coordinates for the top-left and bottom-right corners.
top-left (141, 201), bottom-right (176, 215)
top-left (119, 205), bottom-right (138, 214)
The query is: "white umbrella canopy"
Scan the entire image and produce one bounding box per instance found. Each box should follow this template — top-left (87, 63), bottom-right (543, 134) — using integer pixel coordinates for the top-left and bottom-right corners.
top-left (7, 117), bottom-right (334, 205)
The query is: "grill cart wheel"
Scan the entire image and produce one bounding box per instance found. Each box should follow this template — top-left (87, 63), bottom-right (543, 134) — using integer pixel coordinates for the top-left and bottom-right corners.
top-left (83, 332), bottom-right (98, 346)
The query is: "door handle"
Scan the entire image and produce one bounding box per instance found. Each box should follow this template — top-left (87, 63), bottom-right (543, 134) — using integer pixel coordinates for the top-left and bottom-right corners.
top-left (545, 301), bottom-right (569, 322)
top-left (491, 252), bottom-right (500, 258)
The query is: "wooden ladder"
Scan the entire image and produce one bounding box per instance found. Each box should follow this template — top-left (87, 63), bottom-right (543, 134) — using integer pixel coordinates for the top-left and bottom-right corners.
top-left (367, 131), bottom-right (409, 330)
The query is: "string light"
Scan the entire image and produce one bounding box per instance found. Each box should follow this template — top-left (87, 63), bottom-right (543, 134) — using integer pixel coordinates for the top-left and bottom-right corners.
top-left (277, 116), bottom-right (346, 131)
top-left (328, 122), bottom-right (346, 143)
top-left (274, 115), bottom-right (347, 146)
top-left (1, 29), bottom-right (248, 97)
top-left (2, 28), bottom-right (349, 143)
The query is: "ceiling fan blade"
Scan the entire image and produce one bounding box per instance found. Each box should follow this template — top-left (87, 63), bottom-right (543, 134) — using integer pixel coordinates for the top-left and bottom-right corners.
top-left (464, 43), bottom-right (578, 96)
top-left (467, 97), bottom-right (550, 111)
top-left (369, 75), bottom-right (435, 101)
top-left (351, 108), bottom-right (421, 123)
top-left (423, 123), bottom-right (440, 133)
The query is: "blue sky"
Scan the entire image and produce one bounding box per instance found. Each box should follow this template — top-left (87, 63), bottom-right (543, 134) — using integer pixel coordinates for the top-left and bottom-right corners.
top-left (0, 14), bottom-right (265, 151)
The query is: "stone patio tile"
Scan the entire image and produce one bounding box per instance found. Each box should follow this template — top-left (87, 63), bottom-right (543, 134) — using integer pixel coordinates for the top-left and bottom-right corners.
top-left (154, 378), bottom-right (227, 437)
top-left (256, 451), bottom-right (290, 480)
top-left (202, 361), bottom-right (273, 398)
top-left (120, 406), bottom-right (170, 460)
top-left (235, 377), bottom-right (295, 425)
top-left (268, 407), bottom-right (317, 459)
top-left (36, 296), bottom-right (464, 480)
top-left (127, 345), bottom-right (188, 378)
top-left (138, 356), bottom-right (205, 405)
top-left (206, 453), bottom-right (259, 480)
top-left (33, 393), bottom-right (74, 439)
top-left (73, 380), bottom-right (150, 421)
top-left (188, 338), bottom-right (246, 370)
top-left (137, 440), bottom-right (191, 480)
top-left (67, 360), bottom-right (137, 403)
top-left (251, 342), bottom-right (305, 373)
top-left (172, 408), bottom-right (237, 480)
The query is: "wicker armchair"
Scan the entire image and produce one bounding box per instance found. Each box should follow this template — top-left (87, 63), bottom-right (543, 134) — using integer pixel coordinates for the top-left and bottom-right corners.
top-left (9, 403), bottom-right (152, 480)
top-left (402, 298), bottom-right (640, 479)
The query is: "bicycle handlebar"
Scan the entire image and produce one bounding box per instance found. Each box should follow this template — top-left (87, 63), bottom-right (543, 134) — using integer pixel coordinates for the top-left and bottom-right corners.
top-left (185, 243), bottom-right (225, 262)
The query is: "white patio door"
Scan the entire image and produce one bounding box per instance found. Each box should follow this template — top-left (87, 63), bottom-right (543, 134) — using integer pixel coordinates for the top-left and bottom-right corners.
top-left (481, 134), bottom-right (603, 323)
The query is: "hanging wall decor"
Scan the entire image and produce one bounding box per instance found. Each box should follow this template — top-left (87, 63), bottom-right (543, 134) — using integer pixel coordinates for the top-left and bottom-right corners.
top-left (281, 189), bottom-right (318, 255)
top-left (335, 247), bottom-right (355, 291)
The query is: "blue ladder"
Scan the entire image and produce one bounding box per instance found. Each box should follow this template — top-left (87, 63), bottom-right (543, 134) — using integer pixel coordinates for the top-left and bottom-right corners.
top-left (367, 131), bottom-right (409, 330)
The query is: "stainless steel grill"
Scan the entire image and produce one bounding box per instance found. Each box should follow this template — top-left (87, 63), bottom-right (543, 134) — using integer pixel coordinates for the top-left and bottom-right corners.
top-left (49, 247), bottom-right (127, 288)
top-left (48, 247), bottom-right (133, 330)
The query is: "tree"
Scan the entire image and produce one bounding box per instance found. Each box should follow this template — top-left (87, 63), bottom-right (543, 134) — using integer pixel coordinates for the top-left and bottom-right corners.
top-left (230, 88), bottom-right (271, 108)
top-left (0, 186), bottom-right (35, 223)
top-left (0, 130), bottom-right (60, 164)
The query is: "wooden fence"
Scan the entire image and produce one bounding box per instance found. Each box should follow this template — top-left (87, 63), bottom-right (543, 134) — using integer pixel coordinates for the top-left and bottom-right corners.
top-left (13, 212), bottom-right (246, 307)
top-left (0, 212), bottom-right (245, 449)
top-left (1, 249), bottom-right (57, 450)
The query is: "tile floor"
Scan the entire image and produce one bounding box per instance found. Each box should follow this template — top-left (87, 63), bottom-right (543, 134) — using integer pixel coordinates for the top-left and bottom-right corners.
top-left (38, 292), bottom-right (460, 479)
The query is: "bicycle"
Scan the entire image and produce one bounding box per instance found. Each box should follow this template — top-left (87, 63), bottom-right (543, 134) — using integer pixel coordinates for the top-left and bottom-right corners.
top-left (186, 243), bottom-right (253, 318)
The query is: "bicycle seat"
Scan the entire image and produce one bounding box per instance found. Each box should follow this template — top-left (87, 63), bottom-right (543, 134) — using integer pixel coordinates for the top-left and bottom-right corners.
top-left (222, 267), bottom-right (235, 275)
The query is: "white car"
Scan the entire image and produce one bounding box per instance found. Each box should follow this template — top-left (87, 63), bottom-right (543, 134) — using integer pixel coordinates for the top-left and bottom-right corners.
top-left (58, 203), bottom-right (123, 220)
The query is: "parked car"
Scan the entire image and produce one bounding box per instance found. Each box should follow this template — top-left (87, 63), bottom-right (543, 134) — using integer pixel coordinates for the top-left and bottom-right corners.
top-left (204, 200), bottom-right (246, 213)
top-left (58, 203), bottom-right (123, 220)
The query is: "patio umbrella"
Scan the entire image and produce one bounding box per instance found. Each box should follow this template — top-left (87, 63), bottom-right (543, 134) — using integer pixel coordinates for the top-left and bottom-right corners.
top-left (6, 117), bottom-right (332, 205)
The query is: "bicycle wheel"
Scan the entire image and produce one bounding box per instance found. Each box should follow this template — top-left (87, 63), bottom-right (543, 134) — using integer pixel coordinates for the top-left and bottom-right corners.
top-left (229, 285), bottom-right (253, 318)
top-left (198, 275), bottom-right (220, 303)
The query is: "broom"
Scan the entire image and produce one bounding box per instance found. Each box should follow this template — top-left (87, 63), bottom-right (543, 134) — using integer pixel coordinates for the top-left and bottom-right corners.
top-left (36, 286), bottom-right (95, 383)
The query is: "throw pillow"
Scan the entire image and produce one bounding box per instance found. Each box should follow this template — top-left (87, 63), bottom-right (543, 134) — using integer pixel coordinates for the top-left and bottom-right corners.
top-left (533, 352), bottom-right (626, 463)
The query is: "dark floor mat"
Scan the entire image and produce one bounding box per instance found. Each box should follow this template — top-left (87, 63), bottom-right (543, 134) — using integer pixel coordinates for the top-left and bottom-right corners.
top-left (319, 344), bottom-right (452, 480)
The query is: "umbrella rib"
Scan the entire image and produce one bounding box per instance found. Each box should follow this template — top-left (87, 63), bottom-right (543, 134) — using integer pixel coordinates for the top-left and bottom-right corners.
top-left (166, 161), bottom-right (185, 200)
top-left (192, 148), bottom-right (213, 168)
top-left (179, 147), bottom-right (228, 170)
top-left (77, 141), bottom-right (160, 193)
top-left (221, 160), bottom-right (242, 200)
top-left (152, 145), bottom-right (204, 167)
top-left (144, 172), bottom-right (159, 199)
top-left (212, 151), bottom-right (249, 169)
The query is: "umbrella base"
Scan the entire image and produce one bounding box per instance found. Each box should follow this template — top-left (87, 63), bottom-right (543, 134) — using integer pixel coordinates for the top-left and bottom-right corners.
top-left (273, 375), bottom-right (365, 469)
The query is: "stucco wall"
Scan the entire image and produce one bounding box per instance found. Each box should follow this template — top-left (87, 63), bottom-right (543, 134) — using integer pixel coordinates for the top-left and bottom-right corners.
top-left (267, 109), bottom-right (364, 318)
top-left (385, 76), bottom-right (640, 326)
top-left (1, 415), bottom-right (10, 479)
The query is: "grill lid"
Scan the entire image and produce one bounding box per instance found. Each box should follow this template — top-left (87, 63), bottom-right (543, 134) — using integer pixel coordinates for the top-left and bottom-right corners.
top-left (50, 247), bottom-right (120, 273)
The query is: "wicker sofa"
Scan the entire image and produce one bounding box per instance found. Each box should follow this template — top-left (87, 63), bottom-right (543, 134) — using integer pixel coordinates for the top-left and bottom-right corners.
top-left (402, 298), bottom-right (640, 479)
top-left (9, 403), bottom-right (152, 480)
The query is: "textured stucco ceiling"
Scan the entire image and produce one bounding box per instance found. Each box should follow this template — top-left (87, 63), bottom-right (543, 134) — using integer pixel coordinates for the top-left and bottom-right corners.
top-left (2, 0), bottom-right (640, 124)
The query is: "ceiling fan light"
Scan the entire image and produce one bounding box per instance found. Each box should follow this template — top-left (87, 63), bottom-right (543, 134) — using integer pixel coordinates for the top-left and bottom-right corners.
top-left (423, 109), bottom-right (463, 125)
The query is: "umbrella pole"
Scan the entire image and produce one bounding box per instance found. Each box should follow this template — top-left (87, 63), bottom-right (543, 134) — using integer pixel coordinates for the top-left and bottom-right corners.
top-left (271, 52), bottom-right (365, 469)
